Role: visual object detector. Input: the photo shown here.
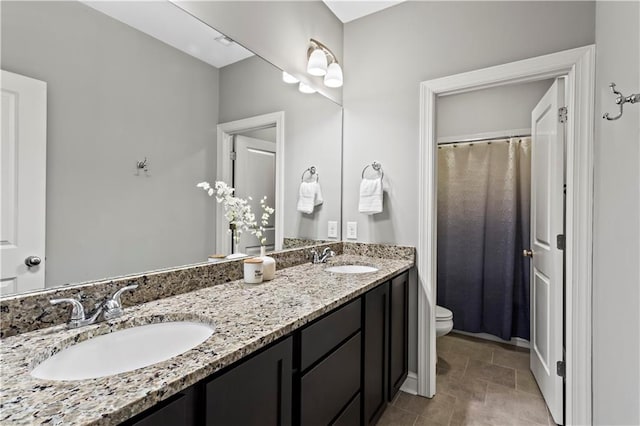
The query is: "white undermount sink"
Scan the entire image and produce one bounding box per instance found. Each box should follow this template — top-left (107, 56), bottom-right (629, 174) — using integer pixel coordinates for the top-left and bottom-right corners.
top-left (324, 264), bottom-right (379, 274)
top-left (31, 321), bottom-right (214, 381)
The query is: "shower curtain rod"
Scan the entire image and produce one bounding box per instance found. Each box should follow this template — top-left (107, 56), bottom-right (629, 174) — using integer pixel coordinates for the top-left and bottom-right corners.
top-left (437, 133), bottom-right (530, 146)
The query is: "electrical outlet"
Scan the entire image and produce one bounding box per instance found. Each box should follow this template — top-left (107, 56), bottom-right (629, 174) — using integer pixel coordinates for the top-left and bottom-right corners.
top-left (328, 221), bottom-right (338, 238)
top-left (346, 222), bottom-right (357, 239)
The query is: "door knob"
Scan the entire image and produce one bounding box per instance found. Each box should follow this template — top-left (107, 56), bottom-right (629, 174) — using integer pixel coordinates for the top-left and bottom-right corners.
top-left (25, 256), bottom-right (42, 267)
top-left (523, 249), bottom-right (533, 258)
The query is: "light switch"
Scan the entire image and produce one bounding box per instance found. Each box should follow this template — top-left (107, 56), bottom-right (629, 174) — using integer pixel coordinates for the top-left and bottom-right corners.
top-left (328, 221), bottom-right (338, 238)
top-left (346, 222), bottom-right (357, 239)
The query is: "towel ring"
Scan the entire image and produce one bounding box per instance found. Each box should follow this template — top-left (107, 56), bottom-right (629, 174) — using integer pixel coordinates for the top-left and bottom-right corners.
top-left (362, 161), bottom-right (384, 180)
top-left (301, 166), bottom-right (319, 182)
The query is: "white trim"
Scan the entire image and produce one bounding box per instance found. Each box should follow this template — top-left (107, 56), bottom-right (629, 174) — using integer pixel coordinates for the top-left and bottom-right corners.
top-left (436, 128), bottom-right (531, 145)
top-left (418, 45), bottom-right (594, 425)
top-left (399, 371), bottom-right (418, 395)
top-left (216, 112), bottom-right (285, 255)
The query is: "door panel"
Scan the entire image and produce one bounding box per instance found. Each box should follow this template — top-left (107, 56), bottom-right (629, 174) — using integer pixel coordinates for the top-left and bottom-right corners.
top-left (233, 134), bottom-right (276, 255)
top-left (530, 78), bottom-right (565, 425)
top-left (205, 337), bottom-right (292, 426)
top-left (1, 70), bottom-right (47, 295)
top-left (389, 271), bottom-right (408, 400)
top-left (363, 281), bottom-right (389, 425)
top-left (533, 270), bottom-right (550, 371)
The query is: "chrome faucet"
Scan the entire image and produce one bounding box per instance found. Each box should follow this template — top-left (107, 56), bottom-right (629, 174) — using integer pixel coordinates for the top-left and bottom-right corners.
top-left (310, 247), bottom-right (336, 264)
top-left (50, 284), bottom-right (138, 329)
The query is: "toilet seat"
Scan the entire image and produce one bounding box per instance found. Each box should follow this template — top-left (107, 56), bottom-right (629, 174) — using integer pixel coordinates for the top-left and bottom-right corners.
top-left (436, 305), bottom-right (453, 321)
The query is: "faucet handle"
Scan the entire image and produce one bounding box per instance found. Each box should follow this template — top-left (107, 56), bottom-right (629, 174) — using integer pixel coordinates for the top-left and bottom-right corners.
top-left (50, 298), bottom-right (86, 321)
top-left (310, 249), bottom-right (320, 264)
top-left (103, 284), bottom-right (138, 320)
top-left (110, 284), bottom-right (138, 307)
top-left (321, 247), bottom-right (335, 256)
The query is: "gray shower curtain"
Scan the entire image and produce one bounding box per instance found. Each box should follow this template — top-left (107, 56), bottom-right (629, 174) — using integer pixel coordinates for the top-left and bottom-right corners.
top-left (437, 137), bottom-right (531, 340)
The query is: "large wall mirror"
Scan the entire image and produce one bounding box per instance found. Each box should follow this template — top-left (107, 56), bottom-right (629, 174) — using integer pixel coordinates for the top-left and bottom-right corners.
top-left (0, 0), bottom-right (342, 295)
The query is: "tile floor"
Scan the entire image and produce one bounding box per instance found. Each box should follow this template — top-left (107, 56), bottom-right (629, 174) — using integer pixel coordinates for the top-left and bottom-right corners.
top-left (377, 333), bottom-right (556, 426)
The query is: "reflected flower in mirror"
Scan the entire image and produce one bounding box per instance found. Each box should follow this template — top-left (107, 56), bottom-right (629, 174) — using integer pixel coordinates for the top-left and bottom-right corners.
top-left (197, 181), bottom-right (274, 247)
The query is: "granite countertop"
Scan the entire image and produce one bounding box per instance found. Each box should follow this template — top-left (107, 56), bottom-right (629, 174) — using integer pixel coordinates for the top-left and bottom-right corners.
top-left (0, 254), bottom-right (413, 425)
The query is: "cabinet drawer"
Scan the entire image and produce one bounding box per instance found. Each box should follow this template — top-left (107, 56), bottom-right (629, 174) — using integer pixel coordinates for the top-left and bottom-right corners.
top-left (301, 332), bottom-right (361, 426)
top-left (332, 393), bottom-right (361, 426)
top-left (300, 298), bottom-right (361, 371)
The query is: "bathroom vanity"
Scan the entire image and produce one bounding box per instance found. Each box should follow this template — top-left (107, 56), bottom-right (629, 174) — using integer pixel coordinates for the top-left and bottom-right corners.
top-left (124, 270), bottom-right (408, 426)
top-left (0, 243), bottom-right (413, 425)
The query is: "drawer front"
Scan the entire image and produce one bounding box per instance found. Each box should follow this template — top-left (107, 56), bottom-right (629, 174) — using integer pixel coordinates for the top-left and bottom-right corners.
top-left (301, 332), bottom-right (361, 426)
top-left (331, 393), bottom-right (361, 426)
top-left (300, 298), bottom-right (361, 371)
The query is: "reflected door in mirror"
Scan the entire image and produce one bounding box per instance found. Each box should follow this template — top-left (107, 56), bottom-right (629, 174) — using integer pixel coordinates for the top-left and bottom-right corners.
top-left (233, 134), bottom-right (276, 255)
top-left (1, 70), bottom-right (47, 295)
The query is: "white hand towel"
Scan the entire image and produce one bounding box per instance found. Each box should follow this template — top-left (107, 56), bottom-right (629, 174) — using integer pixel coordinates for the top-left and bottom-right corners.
top-left (359, 178), bottom-right (383, 214)
top-left (297, 181), bottom-right (316, 214)
top-left (314, 182), bottom-right (324, 206)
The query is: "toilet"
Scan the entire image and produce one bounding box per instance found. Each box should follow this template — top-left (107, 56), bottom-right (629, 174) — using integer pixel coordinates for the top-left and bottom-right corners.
top-left (436, 305), bottom-right (454, 337)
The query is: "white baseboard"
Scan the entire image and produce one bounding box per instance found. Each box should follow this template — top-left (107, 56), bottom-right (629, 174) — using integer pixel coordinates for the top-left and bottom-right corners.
top-left (399, 371), bottom-right (418, 395)
top-left (451, 330), bottom-right (530, 349)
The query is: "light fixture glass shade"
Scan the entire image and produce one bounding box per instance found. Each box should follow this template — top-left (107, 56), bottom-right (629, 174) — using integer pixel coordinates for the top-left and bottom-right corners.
top-left (307, 48), bottom-right (328, 76)
top-left (282, 71), bottom-right (299, 84)
top-left (298, 82), bottom-right (316, 94)
top-left (323, 63), bottom-right (343, 88)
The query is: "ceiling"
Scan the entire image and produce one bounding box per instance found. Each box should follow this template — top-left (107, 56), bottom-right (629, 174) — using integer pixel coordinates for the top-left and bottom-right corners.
top-left (82, 1), bottom-right (253, 68)
top-left (323, 0), bottom-right (405, 23)
top-left (82, 0), bottom-right (406, 68)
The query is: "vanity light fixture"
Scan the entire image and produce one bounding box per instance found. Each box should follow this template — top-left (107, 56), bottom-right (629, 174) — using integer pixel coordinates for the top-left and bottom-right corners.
top-left (324, 62), bottom-right (343, 88)
top-left (282, 71), bottom-right (299, 84)
top-left (298, 82), bottom-right (316, 94)
top-left (307, 44), bottom-right (328, 76)
top-left (306, 38), bottom-right (343, 88)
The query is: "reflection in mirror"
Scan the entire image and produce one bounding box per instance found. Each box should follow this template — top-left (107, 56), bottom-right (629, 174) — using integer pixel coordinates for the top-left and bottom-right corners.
top-left (233, 129), bottom-right (277, 255)
top-left (214, 112), bottom-right (284, 257)
top-left (0, 0), bottom-right (342, 295)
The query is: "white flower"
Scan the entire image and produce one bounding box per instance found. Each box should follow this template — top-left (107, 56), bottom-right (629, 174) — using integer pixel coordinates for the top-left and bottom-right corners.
top-left (198, 181), bottom-right (274, 246)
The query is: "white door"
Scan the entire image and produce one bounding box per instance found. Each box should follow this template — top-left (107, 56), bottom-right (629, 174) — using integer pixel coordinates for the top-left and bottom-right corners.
top-left (1, 70), bottom-right (47, 295)
top-left (233, 134), bottom-right (276, 255)
top-left (529, 78), bottom-right (565, 425)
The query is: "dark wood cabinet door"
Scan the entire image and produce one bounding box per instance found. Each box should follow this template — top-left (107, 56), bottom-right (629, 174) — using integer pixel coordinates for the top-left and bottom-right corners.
top-left (127, 388), bottom-right (196, 426)
top-left (363, 281), bottom-right (389, 426)
top-left (205, 336), bottom-right (293, 426)
top-left (388, 271), bottom-right (409, 400)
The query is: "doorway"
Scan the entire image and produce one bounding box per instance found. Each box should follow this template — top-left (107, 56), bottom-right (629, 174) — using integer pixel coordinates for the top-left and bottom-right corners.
top-left (232, 132), bottom-right (277, 255)
top-left (417, 46), bottom-right (595, 426)
top-left (434, 77), bottom-right (566, 424)
top-left (216, 111), bottom-right (285, 255)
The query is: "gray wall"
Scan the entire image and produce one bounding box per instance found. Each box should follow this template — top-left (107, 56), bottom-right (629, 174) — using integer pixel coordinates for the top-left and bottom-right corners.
top-left (593, 1), bottom-right (640, 424)
top-left (219, 56), bottom-right (343, 241)
top-left (2, 1), bottom-right (218, 287)
top-left (174, 0), bottom-right (343, 104)
top-left (437, 80), bottom-right (553, 139)
top-left (342, 1), bottom-right (595, 373)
